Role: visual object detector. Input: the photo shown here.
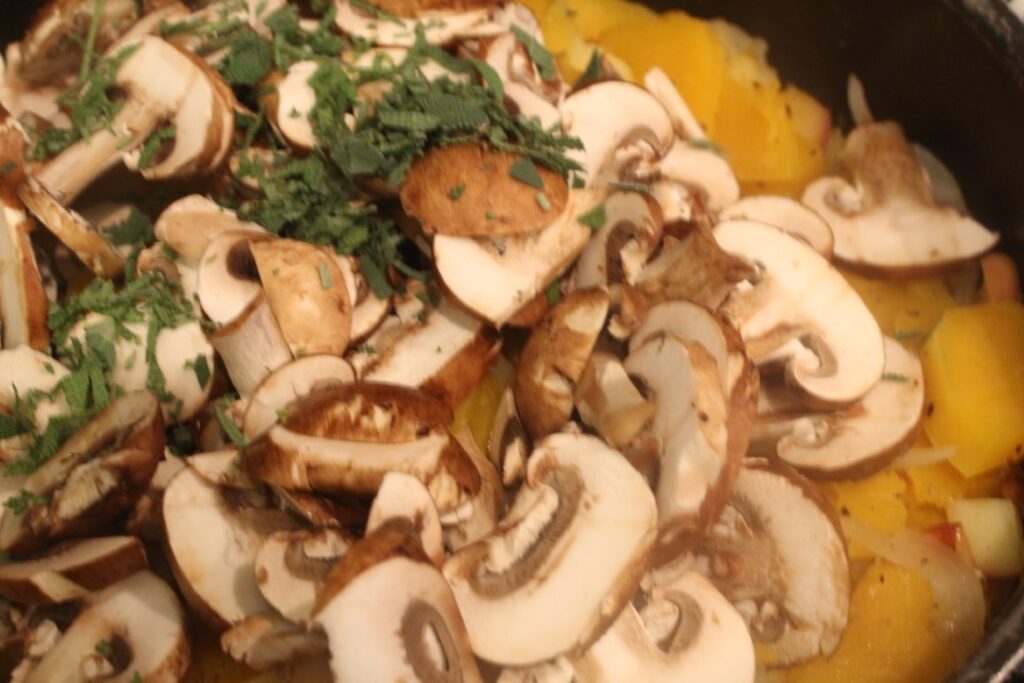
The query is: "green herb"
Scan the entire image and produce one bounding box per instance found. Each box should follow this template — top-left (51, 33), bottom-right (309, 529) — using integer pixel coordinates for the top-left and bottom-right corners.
top-left (509, 157), bottom-right (544, 189)
top-left (535, 192), bottom-right (551, 211)
top-left (608, 180), bottom-right (653, 195)
top-left (4, 490), bottom-right (47, 516)
top-left (42, 362), bottom-right (55, 374)
top-left (575, 49), bottom-right (609, 89)
top-left (219, 31), bottom-right (273, 85)
top-left (131, 673), bottom-right (143, 683)
top-left (577, 204), bottom-right (607, 231)
top-left (265, 5), bottom-right (344, 70)
top-left (275, 408), bottom-right (290, 422)
top-left (893, 329), bottom-right (924, 341)
top-left (214, 404), bottom-right (247, 448)
top-left (511, 25), bottom-right (556, 81)
top-left (448, 184), bottom-right (466, 200)
top-left (0, 161), bottom-right (16, 177)
top-left (350, 0), bottom-right (404, 26)
top-left (571, 174), bottom-right (585, 189)
top-left (136, 125), bottom-right (176, 170)
top-left (95, 640), bottom-right (114, 660)
top-left (545, 281), bottom-right (562, 305)
top-left (356, 343), bottom-right (376, 354)
top-left (106, 208), bottom-right (154, 247)
top-left (0, 413), bottom-right (31, 440)
top-left (78, 0), bottom-right (106, 83)
top-left (882, 372), bottom-right (912, 382)
top-left (317, 262), bottom-right (333, 288)
top-left (485, 211), bottom-right (497, 221)
top-left (7, 412), bottom-right (91, 475)
top-left (189, 354), bottom-right (211, 389)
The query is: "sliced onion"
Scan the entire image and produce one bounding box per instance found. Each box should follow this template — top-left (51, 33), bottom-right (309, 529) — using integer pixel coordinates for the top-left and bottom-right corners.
top-left (847, 74), bottom-right (874, 127)
top-left (889, 446), bottom-right (956, 470)
top-left (840, 516), bottom-right (985, 664)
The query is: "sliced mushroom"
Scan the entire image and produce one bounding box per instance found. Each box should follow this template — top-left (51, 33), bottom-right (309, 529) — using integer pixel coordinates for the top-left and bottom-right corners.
top-left (154, 194), bottom-right (266, 266)
top-left (443, 432), bottom-right (657, 666)
top-left (18, 571), bottom-right (189, 683)
top-left (637, 139), bottom-right (740, 215)
top-left (480, 33), bottom-right (561, 128)
top-left (487, 387), bottom-right (529, 487)
top-left (265, 60), bottom-right (319, 152)
top-left (242, 355), bottom-right (355, 439)
top-left (240, 383), bottom-right (480, 513)
top-left (688, 459), bottom-right (849, 666)
top-left (720, 195), bottom-right (834, 259)
top-left (560, 80), bottom-right (674, 187)
top-left (643, 67), bottom-right (706, 141)
top-left (250, 238), bottom-right (353, 357)
top-left (0, 537), bottom-right (147, 604)
top-left (498, 658), bottom-right (575, 683)
top-left (0, 192), bottom-right (48, 350)
top-left (402, 144), bottom-right (568, 237)
top-left (197, 230), bottom-right (273, 325)
top-left (433, 189), bottom-right (603, 326)
top-left (221, 611), bottom-right (328, 670)
top-left (334, 254), bottom-right (391, 342)
top-left (314, 519), bottom-right (484, 682)
top-left (210, 292), bottom-right (294, 397)
top-left (334, 0), bottom-right (496, 47)
top-left (163, 466), bottom-right (300, 629)
top-left (254, 528), bottom-right (350, 624)
top-left (714, 219), bottom-right (885, 407)
top-left (0, 391), bottom-right (163, 557)
top-left (802, 122), bottom-right (998, 275)
top-left (515, 287), bottom-right (609, 440)
top-left (0, 345), bottom-right (69, 433)
top-left (624, 334), bottom-right (732, 565)
top-left (574, 352), bottom-right (655, 451)
top-left (367, 471), bottom-right (444, 566)
top-left (574, 191), bottom-right (664, 290)
top-left (441, 427), bottom-right (503, 552)
top-left (187, 450), bottom-right (258, 491)
top-left (572, 572), bottom-right (755, 683)
top-left (754, 336), bottom-right (924, 479)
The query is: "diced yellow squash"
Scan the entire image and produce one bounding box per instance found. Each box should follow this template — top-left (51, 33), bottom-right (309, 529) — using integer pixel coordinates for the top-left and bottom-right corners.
top-left (782, 563), bottom-right (960, 683)
top-left (598, 12), bottom-right (726, 129)
top-left (451, 356), bottom-right (515, 452)
top-left (565, 0), bottom-right (656, 40)
top-left (921, 302), bottom-right (1024, 477)
top-left (540, 0), bottom-right (588, 80)
top-left (783, 85), bottom-right (832, 148)
top-left (820, 471), bottom-right (908, 560)
top-left (518, 0), bottom-right (554, 19)
top-left (841, 271), bottom-right (957, 345)
top-left (903, 461), bottom-right (968, 509)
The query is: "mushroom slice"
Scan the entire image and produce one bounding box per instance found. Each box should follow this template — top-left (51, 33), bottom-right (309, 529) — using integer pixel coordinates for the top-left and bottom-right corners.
top-left (690, 459), bottom-right (849, 666)
top-left (574, 352), bottom-right (655, 452)
top-left (0, 391), bottom-right (163, 557)
top-left (240, 384), bottom-right (480, 512)
top-left (197, 230), bottom-right (272, 325)
top-left (720, 195), bottom-right (834, 259)
top-left (242, 355), bottom-right (355, 439)
top-left (163, 466), bottom-right (300, 629)
top-left (487, 388), bottom-right (529, 487)
top-left (0, 193), bottom-right (48, 350)
top-left (154, 194), bottom-right (266, 266)
top-left (574, 191), bottom-right (664, 289)
top-left (0, 537), bottom-right (147, 605)
top-left (401, 144), bottom-right (569, 237)
top-left (334, 0), bottom-right (495, 47)
top-left (498, 658), bottom-right (575, 683)
top-left (314, 519), bottom-right (484, 683)
top-left (334, 255), bottom-right (391, 342)
top-left (636, 227), bottom-right (756, 309)
top-left (18, 571), bottom-right (189, 683)
top-left (367, 472), bottom-right (444, 566)
top-left (254, 528), bottom-right (350, 624)
top-left (187, 450), bottom-right (258, 490)
top-left (640, 139), bottom-right (740, 214)
top-left (440, 428), bottom-right (503, 552)
top-left (755, 336), bottom-right (924, 479)
top-left (357, 298), bottom-right (501, 409)
top-left (210, 293), bottom-right (294, 397)
top-left (480, 33), bottom-right (560, 128)
top-left (16, 178), bottom-right (124, 278)
top-left (443, 433), bottom-right (657, 666)
top-left (265, 61), bottom-right (319, 151)
top-left (560, 81), bottom-right (674, 187)
top-left (515, 288), bottom-right (609, 440)
top-left (0, 345), bottom-right (69, 432)
top-left (572, 572), bottom-right (755, 683)
top-left (714, 219), bottom-right (885, 407)
top-left (642, 67), bottom-right (706, 141)
top-left (250, 238), bottom-right (352, 357)
top-left (802, 122), bottom-right (998, 275)
top-left (221, 611), bottom-right (328, 670)
top-left (433, 189), bottom-right (603, 326)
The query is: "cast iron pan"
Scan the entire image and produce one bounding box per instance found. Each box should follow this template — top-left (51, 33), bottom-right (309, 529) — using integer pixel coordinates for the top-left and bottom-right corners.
top-left (4, 0), bottom-right (1024, 680)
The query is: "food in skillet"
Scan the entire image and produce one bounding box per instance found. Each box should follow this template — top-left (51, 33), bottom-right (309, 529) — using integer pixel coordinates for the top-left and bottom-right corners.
top-left (0, 0), bottom-right (1022, 681)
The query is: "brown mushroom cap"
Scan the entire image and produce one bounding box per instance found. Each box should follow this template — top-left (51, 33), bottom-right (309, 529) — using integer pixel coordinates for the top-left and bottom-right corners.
top-left (0, 191), bottom-right (49, 350)
top-left (401, 144), bottom-right (569, 237)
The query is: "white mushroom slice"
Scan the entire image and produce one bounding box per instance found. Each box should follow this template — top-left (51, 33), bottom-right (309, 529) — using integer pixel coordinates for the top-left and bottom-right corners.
top-left (0, 537), bottom-right (147, 605)
top-left (643, 67), bottom-right (706, 141)
top-left (636, 228), bottom-right (755, 309)
top-left (197, 230), bottom-right (272, 325)
top-left (368, 472), bottom-right (444, 566)
top-left (0, 392), bottom-right (163, 557)
top-left (254, 528), bottom-right (350, 624)
top-left (442, 428), bottom-right (503, 552)
top-left (498, 658), bottom-right (575, 683)
top-left (250, 238), bottom-right (352, 357)
top-left (314, 520), bottom-right (484, 683)
top-left (515, 287), bottom-right (609, 440)
top-left (690, 459), bottom-right (849, 666)
top-left (487, 387), bottom-right (529, 487)
top-left (0, 345), bottom-right (69, 431)
top-left (560, 81), bottom-right (674, 187)
top-left (574, 191), bottom-right (664, 289)
top-left (0, 194), bottom-right (48, 350)
top-left (242, 355), bottom-right (355, 439)
top-left (802, 122), bottom-right (998, 275)
top-left (358, 298), bottom-right (500, 409)
top-left (154, 195), bottom-right (266, 266)
top-left (434, 189), bottom-right (602, 326)
top-left (163, 466), bottom-right (300, 629)
top-left (715, 220), bottom-right (885, 407)
top-left (572, 572), bottom-right (755, 683)
top-left (334, 255), bottom-right (391, 342)
top-left (574, 352), bottom-right (655, 452)
top-left (443, 432), bottom-right (657, 666)
top-left (720, 195), bottom-right (834, 258)
top-left (482, 33), bottom-right (560, 128)
top-left (624, 335), bottom-right (732, 565)
top-left (755, 336), bottom-right (924, 479)
top-left (187, 450), bottom-right (257, 490)
top-left (268, 60), bottom-right (318, 151)
top-left (334, 0), bottom-right (494, 47)
top-left (221, 611), bottom-right (328, 670)
top-left (641, 139), bottom-right (739, 213)
top-left (19, 571), bottom-right (189, 683)
top-left (211, 293), bottom-right (294, 397)
top-left (17, 178), bottom-right (124, 278)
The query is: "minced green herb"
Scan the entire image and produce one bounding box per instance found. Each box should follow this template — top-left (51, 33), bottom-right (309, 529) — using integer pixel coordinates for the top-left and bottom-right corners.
top-left (509, 157), bottom-right (544, 189)
top-left (448, 184), bottom-right (466, 200)
top-left (511, 25), bottom-right (556, 81)
top-left (214, 403), bottom-right (247, 448)
top-left (4, 490), bottom-right (48, 516)
top-left (577, 203), bottom-right (607, 231)
top-left (136, 125), bottom-right (176, 170)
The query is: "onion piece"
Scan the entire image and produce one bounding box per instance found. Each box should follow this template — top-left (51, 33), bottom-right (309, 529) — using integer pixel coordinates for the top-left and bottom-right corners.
top-left (889, 446), bottom-right (956, 470)
top-left (840, 516), bottom-right (985, 664)
top-left (847, 74), bottom-right (874, 127)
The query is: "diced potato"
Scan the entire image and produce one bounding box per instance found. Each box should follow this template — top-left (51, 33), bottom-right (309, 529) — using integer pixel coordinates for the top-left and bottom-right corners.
top-left (782, 563), bottom-right (961, 683)
top-left (947, 497), bottom-right (1024, 577)
top-left (564, 0), bottom-right (656, 40)
top-left (819, 471), bottom-right (909, 560)
top-left (841, 271), bottom-right (957, 345)
top-left (921, 302), bottom-right (1024, 476)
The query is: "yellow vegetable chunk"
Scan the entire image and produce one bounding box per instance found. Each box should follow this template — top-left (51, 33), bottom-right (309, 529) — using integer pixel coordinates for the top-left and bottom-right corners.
top-left (564, 0), bottom-right (655, 40)
top-left (518, 0), bottom-right (554, 18)
top-left (921, 302), bottom-right (1024, 476)
top-left (947, 497), bottom-right (1024, 577)
top-left (904, 461), bottom-right (968, 509)
top-left (819, 471), bottom-right (909, 560)
top-left (842, 271), bottom-right (957, 345)
top-left (451, 356), bottom-right (515, 452)
top-left (783, 563), bottom-right (960, 683)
